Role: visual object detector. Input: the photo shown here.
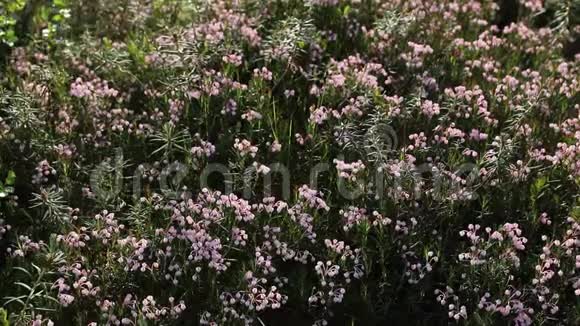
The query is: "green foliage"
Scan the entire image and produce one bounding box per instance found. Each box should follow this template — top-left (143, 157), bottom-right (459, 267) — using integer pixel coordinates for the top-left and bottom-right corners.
top-left (0, 169), bottom-right (15, 198)
top-left (0, 0), bottom-right (26, 46)
top-left (0, 0), bottom-right (70, 47)
top-left (0, 309), bottom-right (8, 326)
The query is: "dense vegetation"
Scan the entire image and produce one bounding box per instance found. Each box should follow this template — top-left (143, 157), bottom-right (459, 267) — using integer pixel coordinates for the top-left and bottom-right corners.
top-left (0, 0), bottom-right (579, 325)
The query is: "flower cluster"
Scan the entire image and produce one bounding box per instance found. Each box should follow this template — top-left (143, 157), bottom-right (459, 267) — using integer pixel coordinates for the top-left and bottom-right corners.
top-left (0, 0), bottom-right (578, 325)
